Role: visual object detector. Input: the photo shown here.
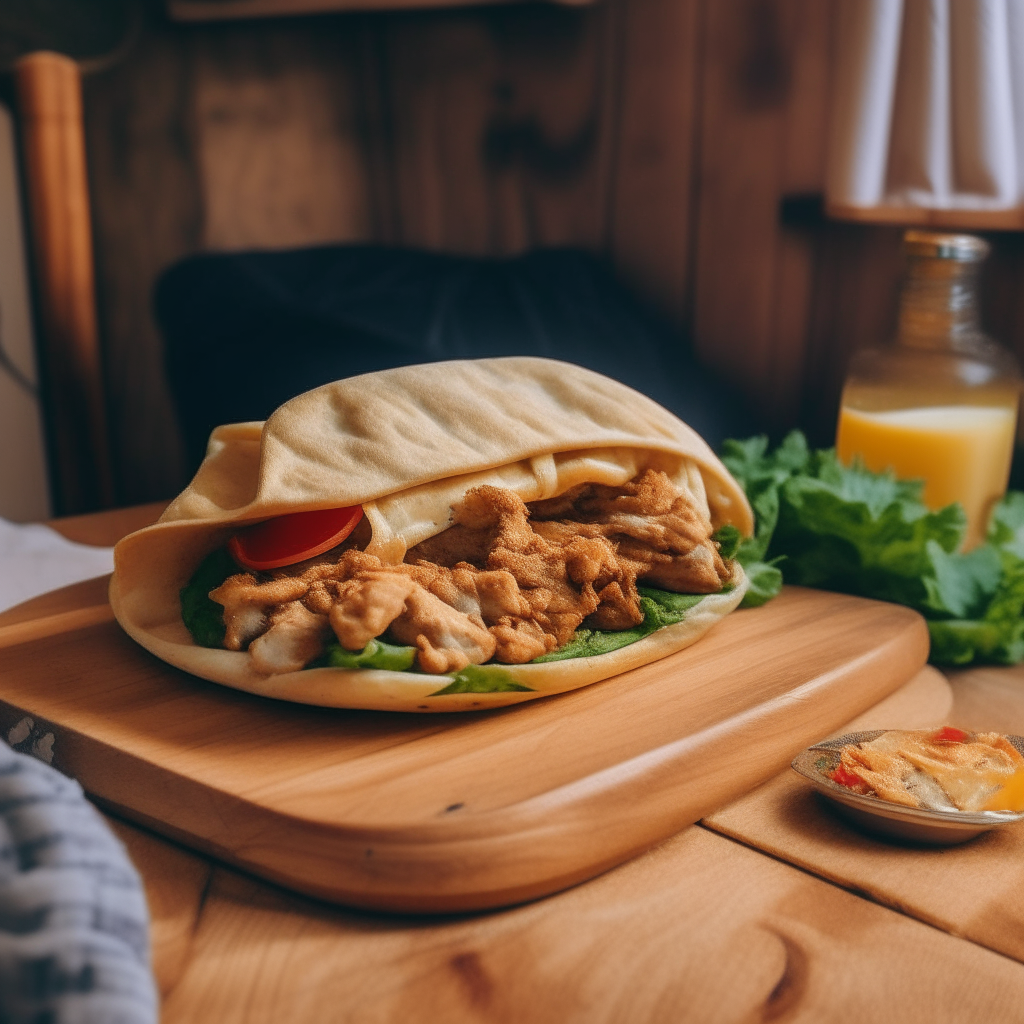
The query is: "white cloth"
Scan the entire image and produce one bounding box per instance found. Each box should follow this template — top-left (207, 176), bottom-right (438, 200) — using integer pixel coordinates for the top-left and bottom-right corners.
top-left (827, 0), bottom-right (1024, 215)
top-left (0, 519), bottom-right (114, 615)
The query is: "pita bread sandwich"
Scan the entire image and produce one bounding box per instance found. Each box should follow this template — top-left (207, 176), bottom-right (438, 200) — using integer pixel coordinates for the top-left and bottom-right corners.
top-left (110, 357), bottom-right (754, 711)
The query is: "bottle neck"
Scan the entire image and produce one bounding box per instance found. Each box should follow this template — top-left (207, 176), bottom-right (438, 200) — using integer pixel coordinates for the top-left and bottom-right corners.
top-left (896, 255), bottom-right (982, 352)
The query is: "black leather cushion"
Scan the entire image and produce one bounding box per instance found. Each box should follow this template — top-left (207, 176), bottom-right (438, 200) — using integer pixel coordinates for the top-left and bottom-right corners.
top-left (156, 246), bottom-right (756, 471)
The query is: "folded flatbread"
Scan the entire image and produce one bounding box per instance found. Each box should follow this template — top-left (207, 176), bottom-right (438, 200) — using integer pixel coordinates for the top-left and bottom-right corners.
top-left (110, 357), bottom-right (754, 711)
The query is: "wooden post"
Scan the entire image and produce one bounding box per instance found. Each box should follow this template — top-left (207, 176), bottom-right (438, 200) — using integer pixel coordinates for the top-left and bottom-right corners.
top-left (14, 50), bottom-right (115, 513)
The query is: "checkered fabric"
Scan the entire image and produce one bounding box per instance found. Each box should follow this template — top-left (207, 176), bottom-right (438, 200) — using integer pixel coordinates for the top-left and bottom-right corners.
top-left (0, 740), bottom-right (157, 1024)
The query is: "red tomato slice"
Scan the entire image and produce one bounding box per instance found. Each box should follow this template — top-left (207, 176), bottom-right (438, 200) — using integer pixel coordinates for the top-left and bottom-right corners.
top-left (228, 505), bottom-right (364, 570)
top-left (931, 726), bottom-right (969, 744)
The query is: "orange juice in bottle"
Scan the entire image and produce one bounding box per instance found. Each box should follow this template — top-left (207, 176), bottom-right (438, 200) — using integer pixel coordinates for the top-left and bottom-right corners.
top-left (836, 232), bottom-right (1020, 550)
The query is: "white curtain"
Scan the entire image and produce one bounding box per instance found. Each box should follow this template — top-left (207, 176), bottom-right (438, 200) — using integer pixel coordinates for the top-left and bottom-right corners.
top-left (827, 0), bottom-right (1024, 218)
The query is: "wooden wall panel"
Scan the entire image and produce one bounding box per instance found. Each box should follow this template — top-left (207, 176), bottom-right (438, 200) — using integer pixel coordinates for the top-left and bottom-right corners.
top-left (380, 4), bottom-right (615, 255)
top-left (190, 21), bottom-right (374, 251)
top-left (800, 223), bottom-right (904, 445)
top-left (382, 13), bottom-right (511, 252)
top-left (84, 20), bottom-right (201, 507)
top-left (488, 2), bottom-right (615, 249)
top-left (692, 0), bottom-right (832, 430)
top-left (608, 0), bottom-right (701, 326)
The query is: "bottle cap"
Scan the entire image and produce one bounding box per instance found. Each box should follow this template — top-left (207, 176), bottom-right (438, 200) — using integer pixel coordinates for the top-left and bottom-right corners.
top-left (904, 230), bottom-right (989, 261)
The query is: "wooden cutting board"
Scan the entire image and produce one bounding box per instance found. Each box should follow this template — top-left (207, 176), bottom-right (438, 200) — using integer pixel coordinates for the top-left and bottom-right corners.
top-left (0, 576), bottom-right (929, 912)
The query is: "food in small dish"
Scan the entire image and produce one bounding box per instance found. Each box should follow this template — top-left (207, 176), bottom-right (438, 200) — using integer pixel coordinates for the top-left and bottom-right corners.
top-left (791, 730), bottom-right (1024, 845)
top-left (829, 727), bottom-right (1024, 813)
top-left (110, 357), bottom-right (754, 711)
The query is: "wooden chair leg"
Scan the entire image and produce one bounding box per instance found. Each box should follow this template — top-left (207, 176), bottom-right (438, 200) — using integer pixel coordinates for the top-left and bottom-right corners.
top-left (15, 50), bottom-right (115, 514)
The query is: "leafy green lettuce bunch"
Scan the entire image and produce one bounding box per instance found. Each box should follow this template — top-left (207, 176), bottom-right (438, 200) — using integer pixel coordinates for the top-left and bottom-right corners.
top-left (719, 431), bottom-right (1024, 666)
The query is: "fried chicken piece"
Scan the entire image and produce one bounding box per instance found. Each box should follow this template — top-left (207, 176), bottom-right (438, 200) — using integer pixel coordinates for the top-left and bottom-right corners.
top-left (402, 560), bottom-right (555, 663)
top-left (410, 485), bottom-right (644, 649)
top-left (248, 601), bottom-right (331, 675)
top-left (408, 487), bottom-right (516, 568)
top-left (328, 573), bottom-right (418, 651)
top-left (629, 543), bottom-right (725, 593)
top-left (530, 469), bottom-right (731, 592)
top-left (209, 470), bottom-right (732, 675)
top-left (209, 573), bottom-right (310, 650)
top-left (587, 582), bottom-right (643, 630)
top-left (401, 562), bottom-right (531, 622)
top-left (488, 617), bottom-right (553, 663)
top-left (386, 586), bottom-right (496, 675)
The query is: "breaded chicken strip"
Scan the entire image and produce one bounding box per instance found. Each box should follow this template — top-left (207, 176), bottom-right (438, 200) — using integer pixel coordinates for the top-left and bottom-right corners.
top-left (249, 601), bottom-right (331, 675)
top-left (209, 471), bottom-right (732, 674)
top-left (209, 573), bottom-right (309, 651)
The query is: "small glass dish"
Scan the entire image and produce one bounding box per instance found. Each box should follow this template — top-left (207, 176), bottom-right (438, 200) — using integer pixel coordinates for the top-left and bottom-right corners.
top-left (791, 730), bottom-right (1024, 845)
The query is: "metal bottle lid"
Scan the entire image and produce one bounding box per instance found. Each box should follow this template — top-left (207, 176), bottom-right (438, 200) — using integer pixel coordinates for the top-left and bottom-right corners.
top-left (904, 230), bottom-right (990, 261)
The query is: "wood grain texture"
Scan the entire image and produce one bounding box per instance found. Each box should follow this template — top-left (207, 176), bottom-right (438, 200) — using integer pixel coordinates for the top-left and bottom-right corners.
top-left (705, 665), bottom-right (1024, 965)
top-left (15, 51), bottom-right (115, 514)
top-left (381, 3), bottom-right (613, 254)
top-left (83, 21), bottom-right (200, 506)
top-left (0, 584), bottom-right (927, 911)
top-left (112, 817), bottom-right (1024, 1023)
top-left (0, 575), bottom-right (113, 630)
top-left (608, 0), bottom-right (700, 325)
top-left (45, 499), bottom-right (167, 547)
top-left (691, 0), bottom-right (832, 429)
top-left (106, 817), bottom-right (213, 999)
top-left (191, 21), bottom-right (373, 251)
top-left (947, 664), bottom-right (1024, 739)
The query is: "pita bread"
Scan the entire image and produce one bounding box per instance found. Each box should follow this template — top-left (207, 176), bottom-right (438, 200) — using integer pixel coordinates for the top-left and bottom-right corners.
top-left (110, 358), bottom-right (753, 711)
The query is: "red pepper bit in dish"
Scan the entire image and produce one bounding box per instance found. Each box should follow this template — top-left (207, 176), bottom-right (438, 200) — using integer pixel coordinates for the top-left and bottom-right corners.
top-left (931, 726), bottom-right (969, 744)
top-left (830, 764), bottom-right (871, 795)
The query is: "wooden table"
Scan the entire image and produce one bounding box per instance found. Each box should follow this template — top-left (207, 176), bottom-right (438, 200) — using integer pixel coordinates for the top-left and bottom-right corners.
top-left (13, 504), bottom-right (1024, 1023)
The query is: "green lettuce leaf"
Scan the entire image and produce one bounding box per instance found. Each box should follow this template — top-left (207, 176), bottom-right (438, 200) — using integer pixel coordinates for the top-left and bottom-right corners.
top-left (531, 588), bottom-right (708, 663)
top-left (720, 430), bottom-right (1024, 667)
top-left (712, 524), bottom-right (742, 560)
top-left (316, 638), bottom-right (417, 671)
top-left (719, 433), bottom-right (797, 605)
top-left (989, 491), bottom-right (1024, 559)
top-left (430, 665), bottom-right (533, 695)
top-left (179, 548), bottom-right (236, 648)
top-left (738, 559), bottom-right (784, 608)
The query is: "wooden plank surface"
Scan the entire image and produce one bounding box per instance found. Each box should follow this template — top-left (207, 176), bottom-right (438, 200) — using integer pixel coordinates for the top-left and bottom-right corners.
top-left (0, 579), bottom-right (928, 911)
top-left (704, 663), bottom-right (1024, 965)
top-left (108, 812), bottom-right (1024, 1023)
top-left (46, 500), bottom-right (167, 547)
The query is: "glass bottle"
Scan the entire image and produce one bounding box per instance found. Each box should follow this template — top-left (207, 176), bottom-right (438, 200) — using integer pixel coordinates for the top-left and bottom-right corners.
top-left (835, 230), bottom-right (1020, 550)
